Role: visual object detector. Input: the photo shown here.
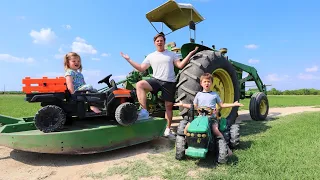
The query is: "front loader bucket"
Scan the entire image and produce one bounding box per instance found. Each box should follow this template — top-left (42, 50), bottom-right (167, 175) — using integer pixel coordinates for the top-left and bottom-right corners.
top-left (0, 116), bottom-right (167, 154)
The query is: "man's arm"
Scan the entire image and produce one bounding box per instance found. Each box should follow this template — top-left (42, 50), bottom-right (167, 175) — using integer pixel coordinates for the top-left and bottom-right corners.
top-left (173, 46), bottom-right (199, 69)
top-left (120, 52), bottom-right (150, 72)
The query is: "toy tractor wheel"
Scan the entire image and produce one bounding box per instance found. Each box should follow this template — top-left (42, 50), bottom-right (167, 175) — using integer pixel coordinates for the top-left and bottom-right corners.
top-left (115, 102), bottom-right (138, 126)
top-left (175, 135), bottom-right (187, 160)
top-left (249, 92), bottom-right (269, 120)
top-left (229, 124), bottom-right (240, 149)
top-left (34, 105), bottom-right (66, 133)
top-left (217, 138), bottom-right (228, 164)
top-left (176, 50), bottom-right (240, 124)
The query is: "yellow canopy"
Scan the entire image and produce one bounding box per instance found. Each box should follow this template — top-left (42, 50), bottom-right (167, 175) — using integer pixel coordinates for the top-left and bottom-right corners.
top-left (146, 0), bottom-right (205, 32)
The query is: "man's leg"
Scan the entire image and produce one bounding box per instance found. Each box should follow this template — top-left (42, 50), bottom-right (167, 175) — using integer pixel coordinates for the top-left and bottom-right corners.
top-left (136, 80), bottom-right (153, 109)
top-left (165, 101), bottom-right (173, 128)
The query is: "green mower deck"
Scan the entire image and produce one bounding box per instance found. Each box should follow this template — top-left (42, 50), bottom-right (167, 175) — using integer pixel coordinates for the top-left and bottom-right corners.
top-left (0, 115), bottom-right (167, 154)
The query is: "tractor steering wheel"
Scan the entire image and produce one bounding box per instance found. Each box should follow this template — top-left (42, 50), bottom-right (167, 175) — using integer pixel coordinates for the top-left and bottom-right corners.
top-left (98, 74), bottom-right (112, 88)
top-left (197, 106), bottom-right (215, 116)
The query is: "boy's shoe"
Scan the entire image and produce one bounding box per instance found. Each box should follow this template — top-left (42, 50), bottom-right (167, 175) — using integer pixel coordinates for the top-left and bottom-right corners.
top-left (138, 109), bottom-right (150, 120)
top-left (164, 127), bottom-right (176, 140)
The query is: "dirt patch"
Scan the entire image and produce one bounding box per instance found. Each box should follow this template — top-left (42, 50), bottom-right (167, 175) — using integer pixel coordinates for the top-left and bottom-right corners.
top-left (0, 106), bottom-right (319, 180)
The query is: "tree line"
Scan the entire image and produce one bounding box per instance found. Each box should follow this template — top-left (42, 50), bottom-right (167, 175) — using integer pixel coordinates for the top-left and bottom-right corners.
top-left (247, 88), bottom-right (320, 95)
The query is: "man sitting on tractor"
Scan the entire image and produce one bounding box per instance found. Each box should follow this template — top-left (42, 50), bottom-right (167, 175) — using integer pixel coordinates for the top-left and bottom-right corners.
top-left (174, 73), bottom-right (243, 155)
top-left (120, 32), bottom-right (198, 138)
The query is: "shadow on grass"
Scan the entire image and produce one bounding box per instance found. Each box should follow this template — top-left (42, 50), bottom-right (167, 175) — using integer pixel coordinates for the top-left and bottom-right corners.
top-left (238, 117), bottom-right (278, 137)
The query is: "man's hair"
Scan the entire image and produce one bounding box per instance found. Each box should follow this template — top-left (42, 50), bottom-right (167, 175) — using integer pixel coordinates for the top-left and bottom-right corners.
top-left (200, 73), bottom-right (213, 83)
top-left (153, 32), bottom-right (166, 42)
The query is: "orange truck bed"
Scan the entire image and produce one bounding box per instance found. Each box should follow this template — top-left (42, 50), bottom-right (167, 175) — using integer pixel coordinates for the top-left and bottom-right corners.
top-left (22, 77), bottom-right (67, 94)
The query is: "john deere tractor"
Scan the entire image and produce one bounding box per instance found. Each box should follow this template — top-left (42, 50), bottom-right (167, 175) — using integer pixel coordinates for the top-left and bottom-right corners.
top-left (119, 0), bottom-right (269, 122)
top-left (119, 0), bottom-right (269, 162)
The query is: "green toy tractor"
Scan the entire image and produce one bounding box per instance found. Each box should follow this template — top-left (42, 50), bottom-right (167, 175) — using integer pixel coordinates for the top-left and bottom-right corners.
top-left (175, 105), bottom-right (240, 163)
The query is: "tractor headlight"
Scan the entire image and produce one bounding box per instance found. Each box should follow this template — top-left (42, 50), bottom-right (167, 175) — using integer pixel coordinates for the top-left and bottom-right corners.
top-left (191, 133), bottom-right (195, 137)
top-left (202, 134), bottom-right (207, 138)
top-left (186, 133), bottom-right (191, 136)
top-left (197, 134), bottom-right (202, 138)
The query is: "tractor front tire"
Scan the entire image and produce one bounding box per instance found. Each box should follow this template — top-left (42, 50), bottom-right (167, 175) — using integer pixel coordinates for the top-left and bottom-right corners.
top-left (249, 92), bottom-right (269, 120)
top-left (229, 124), bottom-right (240, 149)
top-left (217, 138), bottom-right (228, 164)
top-left (176, 50), bottom-right (240, 124)
top-left (115, 102), bottom-right (138, 126)
top-left (34, 105), bottom-right (66, 133)
top-left (175, 135), bottom-right (187, 160)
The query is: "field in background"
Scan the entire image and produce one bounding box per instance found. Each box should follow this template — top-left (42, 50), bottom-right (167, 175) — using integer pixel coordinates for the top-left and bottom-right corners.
top-left (1, 94), bottom-right (320, 118)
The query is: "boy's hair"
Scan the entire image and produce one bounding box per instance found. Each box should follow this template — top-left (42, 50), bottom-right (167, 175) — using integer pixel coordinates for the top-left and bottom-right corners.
top-left (200, 73), bottom-right (213, 83)
top-left (153, 32), bottom-right (166, 42)
top-left (64, 52), bottom-right (82, 72)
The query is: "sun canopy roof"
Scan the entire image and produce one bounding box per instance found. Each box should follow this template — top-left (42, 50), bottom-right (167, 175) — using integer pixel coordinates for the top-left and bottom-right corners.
top-left (146, 0), bottom-right (205, 32)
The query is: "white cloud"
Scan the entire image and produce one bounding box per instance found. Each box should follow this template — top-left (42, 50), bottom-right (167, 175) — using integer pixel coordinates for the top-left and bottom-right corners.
top-left (30, 28), bottom-right (57, 44)
top-left (17, 16), bottom-right (26, 20)
top-left (266, 73), bottom-right (290, 82)
top-left (54, 45), bottom-right (68, 59)
top-left (101, 53), bottom-right (111, 57)
top-left (92, 58), bottom-right (100, 61)
top-left (71, 37), bottom-right (97, 54)
top-left (248, 59), bottom-right (260, 64)
top-left (244, 44), bottom-right (258, 49)
top-left (0, 54), bottom-right (34, 63)
top-left (63, 24), bottom-right (72, 30)
top-left (298, 73), bottom-right (320, 80)
top-left (305, 65), bottom-right (318, 72)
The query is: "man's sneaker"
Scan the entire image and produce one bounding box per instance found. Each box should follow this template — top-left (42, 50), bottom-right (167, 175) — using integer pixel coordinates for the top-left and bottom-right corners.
top-left (163, 127), bottom-right (176, 140)
top-left (138, 109), bottom-right (149, 120)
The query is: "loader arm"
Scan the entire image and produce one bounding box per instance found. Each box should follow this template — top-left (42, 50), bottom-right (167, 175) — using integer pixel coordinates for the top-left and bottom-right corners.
top-left (229, 59), bottom-right (267, 99)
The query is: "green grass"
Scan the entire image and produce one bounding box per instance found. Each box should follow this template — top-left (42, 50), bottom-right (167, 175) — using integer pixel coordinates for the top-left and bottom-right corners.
top-left (239, 95), bottom-right (320, 110)
top-left (0, 94), bottom-right (40, 118)
top-left (1, 94), bottom-right (320, 118)
top-left (86, 111), bottom-right (320, 180)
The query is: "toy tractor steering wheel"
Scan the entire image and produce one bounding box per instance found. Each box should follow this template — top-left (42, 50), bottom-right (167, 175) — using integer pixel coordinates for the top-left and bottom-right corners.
top-left (98, 74), bottom-right (112, 88)
top-left (197, 106), bottom-right (214, 116)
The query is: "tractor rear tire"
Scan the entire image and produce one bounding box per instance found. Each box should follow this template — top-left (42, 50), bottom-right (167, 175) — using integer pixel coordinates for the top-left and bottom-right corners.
top-left (176, 50), bottom-right (240, 124)
top-left (175, 135), bottom-right (187, 160)
top-left (229, 124), bottom-right (240, 149)
top-left (115, 102), bottom-right (138, 126)
top-left (34, 105), bottom-right (66, 133)
top-left (249, 92), bottom-right (269, 120)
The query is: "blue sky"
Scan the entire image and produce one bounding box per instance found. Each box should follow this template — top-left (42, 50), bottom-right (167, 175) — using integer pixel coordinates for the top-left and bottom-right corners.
top-left (0, 0), bottom-right (319, 91)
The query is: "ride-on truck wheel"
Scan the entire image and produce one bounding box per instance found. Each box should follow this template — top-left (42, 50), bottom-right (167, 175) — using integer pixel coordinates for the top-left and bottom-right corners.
top-left (115, 102), bottom-right (138, 126)
top-left (34, 105), bottom-right (66, 133)
top-left (249, 92), bottom-right (269, 120)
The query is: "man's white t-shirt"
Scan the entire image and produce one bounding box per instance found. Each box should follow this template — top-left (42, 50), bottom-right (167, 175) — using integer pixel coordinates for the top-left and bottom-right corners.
top-left (142, 50), bottom-right (180, 82)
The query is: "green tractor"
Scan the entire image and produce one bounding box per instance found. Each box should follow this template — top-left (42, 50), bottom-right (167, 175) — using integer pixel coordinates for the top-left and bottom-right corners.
top-left (117, 0), bottom-right (269, 123)
top-left (119, 0), bottom-right (269, 162)
top-left (175, 105), bottom-right (239, 163)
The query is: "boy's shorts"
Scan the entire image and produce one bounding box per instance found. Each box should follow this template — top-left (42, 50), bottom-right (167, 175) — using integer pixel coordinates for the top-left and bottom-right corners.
top-left (145, 78), bottom-right (176, 103)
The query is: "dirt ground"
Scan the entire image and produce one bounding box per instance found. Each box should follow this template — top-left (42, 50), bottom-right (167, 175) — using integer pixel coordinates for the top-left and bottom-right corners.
top-left (1, 106), bottom-right (320, 180)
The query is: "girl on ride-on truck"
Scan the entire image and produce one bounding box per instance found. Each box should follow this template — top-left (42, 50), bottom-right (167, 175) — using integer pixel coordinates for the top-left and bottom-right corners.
top-left (63, 52), bottom-right (101, 114)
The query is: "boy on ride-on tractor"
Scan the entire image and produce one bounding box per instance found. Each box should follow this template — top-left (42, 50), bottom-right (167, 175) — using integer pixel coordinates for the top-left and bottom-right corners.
top-left (174, 73), bottom-right (243, 156)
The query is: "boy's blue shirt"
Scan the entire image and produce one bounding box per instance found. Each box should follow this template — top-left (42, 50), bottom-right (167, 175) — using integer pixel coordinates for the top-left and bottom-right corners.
top-left (193, 91), bottom-right (222, 109)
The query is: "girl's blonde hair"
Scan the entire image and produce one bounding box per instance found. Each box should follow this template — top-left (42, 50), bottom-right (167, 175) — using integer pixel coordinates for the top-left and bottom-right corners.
top-left (64, 52), bottom-right (82, 72)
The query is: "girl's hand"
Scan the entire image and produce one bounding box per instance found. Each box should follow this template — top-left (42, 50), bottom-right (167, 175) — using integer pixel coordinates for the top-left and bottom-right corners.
top-left (120, 52), bottom-right (130, 61)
